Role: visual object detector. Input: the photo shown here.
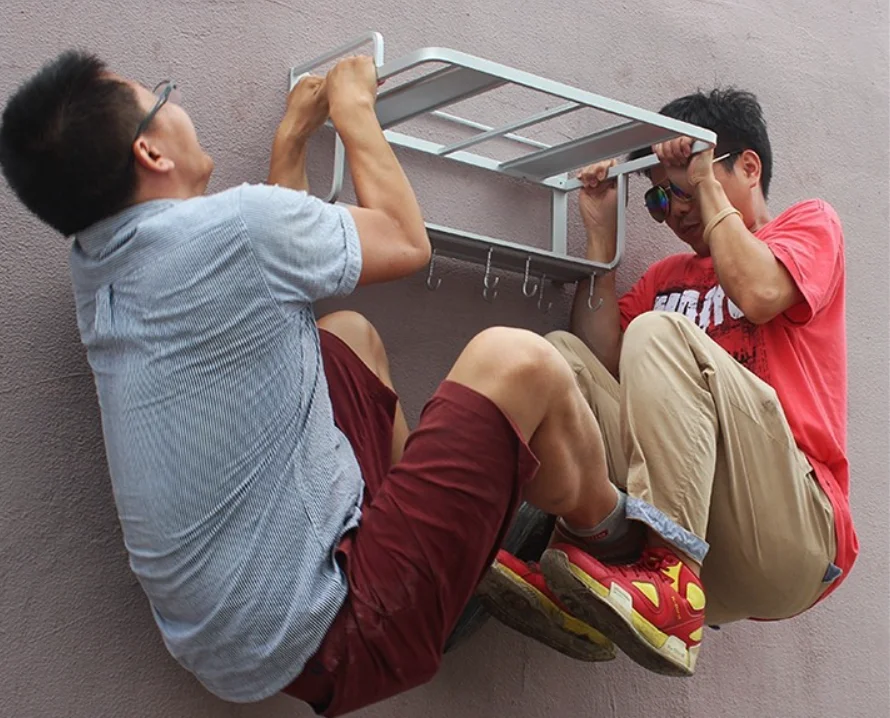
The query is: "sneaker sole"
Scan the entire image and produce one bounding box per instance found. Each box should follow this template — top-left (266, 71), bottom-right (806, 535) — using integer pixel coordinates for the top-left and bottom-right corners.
top-left (477, 561), bottom-right (616, 662)
top-left (541, 549), bottom-right (697, 677)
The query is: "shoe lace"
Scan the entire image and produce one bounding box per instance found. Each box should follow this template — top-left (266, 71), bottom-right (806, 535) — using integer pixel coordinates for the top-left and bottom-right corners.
top-left (639, 548), bottom-right (677, 579)
top-left (603, 549), bottom-right (672, 583)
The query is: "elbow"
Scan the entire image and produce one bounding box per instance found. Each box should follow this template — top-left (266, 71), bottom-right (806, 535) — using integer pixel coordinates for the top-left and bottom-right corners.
top-left (398, 223), bottom-right (430, 272)
top-left (736, 285), bottom-right (782, 325)
top-left (741, 307), bottom-right (774, 326)
top-left (413, 236), bottom-right (432, 269)
top-left (383, 212), bottom-right (431, 275)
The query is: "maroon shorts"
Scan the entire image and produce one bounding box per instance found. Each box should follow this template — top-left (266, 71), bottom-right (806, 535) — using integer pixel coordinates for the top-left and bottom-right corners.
top-left (283, 329), bottom-right (539, 716)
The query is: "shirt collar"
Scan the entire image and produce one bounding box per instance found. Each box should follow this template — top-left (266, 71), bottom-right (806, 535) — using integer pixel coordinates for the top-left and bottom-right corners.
top-left (74, 199), bottom-right (179, 259)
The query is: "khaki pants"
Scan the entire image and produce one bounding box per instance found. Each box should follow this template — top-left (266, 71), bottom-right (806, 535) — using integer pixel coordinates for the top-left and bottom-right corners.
top-left (546, 312), bottom-right (837, 625)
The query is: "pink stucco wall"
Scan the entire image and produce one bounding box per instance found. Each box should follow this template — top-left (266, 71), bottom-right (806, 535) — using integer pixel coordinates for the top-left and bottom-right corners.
top-left (1, 1), bottom-right (887, 716)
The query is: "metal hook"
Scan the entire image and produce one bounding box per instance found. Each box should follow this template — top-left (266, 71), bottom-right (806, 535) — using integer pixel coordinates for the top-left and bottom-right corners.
top-left (587, 273), bottom-right (604, 311)
top-left (425, 249), bottom-right (442, 291)
top-left (537, 275), bottom-right (553, 313)
top-left (521, 256), bottom-right (539, 298)
top-left (483, 247), bottom-right (500, 302)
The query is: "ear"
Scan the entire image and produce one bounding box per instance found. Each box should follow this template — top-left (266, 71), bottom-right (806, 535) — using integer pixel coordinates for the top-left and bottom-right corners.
top-left (132, 137), bottom-right (176, 174)
top-left (737, 149), bottom-right (762, 191)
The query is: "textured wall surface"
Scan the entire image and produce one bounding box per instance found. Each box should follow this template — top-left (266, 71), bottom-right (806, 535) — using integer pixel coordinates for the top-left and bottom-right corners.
top-left (1, 1), bottom-right (888, 717)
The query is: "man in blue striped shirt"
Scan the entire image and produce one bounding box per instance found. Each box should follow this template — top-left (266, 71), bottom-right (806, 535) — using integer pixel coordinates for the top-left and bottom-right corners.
top-left (1, 51), bottom-right (639, 715)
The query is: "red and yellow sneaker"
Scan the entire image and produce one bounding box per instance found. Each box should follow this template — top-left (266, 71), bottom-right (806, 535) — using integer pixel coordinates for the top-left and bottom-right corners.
top-left (476, 549), bottom-right (615, 662)
top-left (541, 544), bottom-right (705, 676)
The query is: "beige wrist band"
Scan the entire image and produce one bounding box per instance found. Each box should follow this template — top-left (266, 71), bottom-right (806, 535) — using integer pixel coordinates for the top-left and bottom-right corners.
top-left (703, 206), bottom-right (743, 244)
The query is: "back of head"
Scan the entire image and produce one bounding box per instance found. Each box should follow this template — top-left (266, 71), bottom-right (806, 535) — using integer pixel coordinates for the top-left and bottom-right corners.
top-left (0, 50), bottom-right (143, 236)
top-left (630, 87), bottom-right (773, 199)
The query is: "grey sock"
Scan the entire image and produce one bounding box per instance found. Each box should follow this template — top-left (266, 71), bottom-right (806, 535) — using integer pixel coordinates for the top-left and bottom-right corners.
top-left (559, 487), bottom-right (630, 544)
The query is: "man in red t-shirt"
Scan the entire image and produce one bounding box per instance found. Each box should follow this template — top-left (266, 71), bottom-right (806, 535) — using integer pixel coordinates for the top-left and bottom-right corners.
top-left (478, 88), bottom-right (856, 677)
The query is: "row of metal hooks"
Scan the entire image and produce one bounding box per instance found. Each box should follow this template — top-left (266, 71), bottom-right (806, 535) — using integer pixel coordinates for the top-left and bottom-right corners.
top-left (425, 247), bottom-right (604, 314)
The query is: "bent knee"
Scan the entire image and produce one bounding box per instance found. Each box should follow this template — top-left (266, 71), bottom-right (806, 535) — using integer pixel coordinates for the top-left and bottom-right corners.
top-left (449, 328), bottom-right (573, 437)
top-left (466, 327), bottom-right (561, 380)
top-left (623, 311), bottom-right (696, 351)
top-left (318, 311), bottom-right (386, 360)
top-left (625, 310), bottom-right (687, 336)
top-left (621, 312), bottom-right (705, 381)
top-left (318, 309), bottom-right (376, 337)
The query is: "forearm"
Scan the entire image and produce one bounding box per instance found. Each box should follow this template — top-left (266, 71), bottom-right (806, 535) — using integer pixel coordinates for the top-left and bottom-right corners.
top-left (267, 132), bottom-right (309, 191)
top-left (697, 179), bottom-right (787, 322)
top-left (570, 230), bottom-right (623, 377)
top-left (332, 103), bottom-right (429, 258)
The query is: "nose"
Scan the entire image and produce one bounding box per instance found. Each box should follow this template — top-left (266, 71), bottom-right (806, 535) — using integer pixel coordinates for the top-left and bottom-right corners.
top-left (669, 198), bottom-right (692, 223)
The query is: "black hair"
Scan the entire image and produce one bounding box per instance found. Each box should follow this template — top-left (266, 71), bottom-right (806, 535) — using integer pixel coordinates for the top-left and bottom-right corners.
top-left (629, 87), bottom-right (773, 198)
top-left (0, 50), bottom-right (144, 235)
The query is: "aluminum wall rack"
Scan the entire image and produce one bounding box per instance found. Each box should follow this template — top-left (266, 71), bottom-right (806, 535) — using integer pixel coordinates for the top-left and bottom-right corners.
top-left (290, 32), bottom-right (716, 302)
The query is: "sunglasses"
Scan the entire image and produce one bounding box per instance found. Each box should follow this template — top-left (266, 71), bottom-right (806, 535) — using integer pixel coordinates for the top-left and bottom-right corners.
top-left (643, 153), bottom-right (732, 223)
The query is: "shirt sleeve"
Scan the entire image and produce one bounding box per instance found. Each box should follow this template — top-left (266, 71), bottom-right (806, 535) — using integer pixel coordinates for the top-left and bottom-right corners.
top-left (618, 264), bottom-right (659, 331)
top-left (763, 199), bottom-right (844, 324)
top-left (238, 183), bottom-right (362, 306)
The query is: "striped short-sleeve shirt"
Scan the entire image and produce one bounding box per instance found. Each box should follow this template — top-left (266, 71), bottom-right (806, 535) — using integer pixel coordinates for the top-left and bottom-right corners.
top-left (69, 183), bottom-right (364, 702)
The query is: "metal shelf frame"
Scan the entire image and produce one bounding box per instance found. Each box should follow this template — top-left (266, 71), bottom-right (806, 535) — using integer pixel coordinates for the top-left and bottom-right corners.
top-left (289, 32), bottom-right (716, 297)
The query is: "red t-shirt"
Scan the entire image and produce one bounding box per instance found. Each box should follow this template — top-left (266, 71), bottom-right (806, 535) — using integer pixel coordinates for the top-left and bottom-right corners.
top-left (618, 199), bottom-right (857, 600)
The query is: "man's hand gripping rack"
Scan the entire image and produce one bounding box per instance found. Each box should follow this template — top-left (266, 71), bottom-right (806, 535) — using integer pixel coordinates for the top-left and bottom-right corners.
top-left (290, 32), bottom-right (716, 309)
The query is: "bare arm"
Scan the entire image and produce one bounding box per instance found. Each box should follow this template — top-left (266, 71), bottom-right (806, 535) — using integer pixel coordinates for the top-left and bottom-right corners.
top-left (267, 139), bottom-right (309, 191)
top-left (327, 57), bottom-right (430, 285)
top-left (267, 76), bottom-right (329, 191)
top-left (696, 179), bottom-right (802, 324)
top-left (654, 138), bottom-right (802, 325)
top-left (570, 161), bottom-right (624, 377)
top-left (571, 264), bottom-right (622, 378)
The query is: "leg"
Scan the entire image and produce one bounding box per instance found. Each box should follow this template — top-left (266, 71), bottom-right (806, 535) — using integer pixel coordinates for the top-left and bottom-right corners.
top-left (545, 330), bottom-right (627, 488)
top-left (318, 316), bottom-right (619, 525)
top-left (453, 329), bottom-right (628, 662)
top-left (286, 327), bottom-right (621, 715)
top-left (542, 312), bottom-right (837, 676)
top-left (544, 330), bottom-right (645, 559)
top-left (622, 310), bottom-right (834, 604)
top-left (317, 311), bottom-right (410, 464)
top-left (476, 331), bottom-right (644, 663)
top-left (446, 327), bottom-right (619, 527)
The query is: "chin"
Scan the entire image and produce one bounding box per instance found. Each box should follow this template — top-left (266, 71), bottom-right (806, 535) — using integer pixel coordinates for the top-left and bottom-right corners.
top-left (200, 156), bottom-right (215, 193)
top-left (678, 234), bottom-right (710, 257)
